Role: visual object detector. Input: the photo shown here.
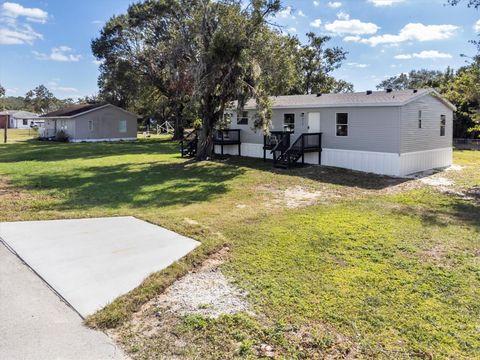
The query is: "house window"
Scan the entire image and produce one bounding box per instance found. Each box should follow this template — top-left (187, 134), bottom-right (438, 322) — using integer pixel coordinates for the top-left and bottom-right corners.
top-left (88, 120), bottom-right (94, 132)
top-left (440, 115), bottom-right (446, 136)
top-left (283, 114), bottom-right (295, 133)
top-left (418, 110), bottom-right (422, 129)
top-left (237, 111), bottom-right (248, 125)
top-left (23, 119), bottom-right (28, 126)
top-left (336, 113), bottom-right (348, 137)
top-left (119, 119), bottom-right (127, 133)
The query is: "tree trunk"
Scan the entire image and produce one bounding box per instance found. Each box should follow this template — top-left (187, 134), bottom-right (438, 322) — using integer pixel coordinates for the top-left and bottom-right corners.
top-left (196, 124), bottom-right (214, 160)
top-left (172, 117), bottom-right (184, 140)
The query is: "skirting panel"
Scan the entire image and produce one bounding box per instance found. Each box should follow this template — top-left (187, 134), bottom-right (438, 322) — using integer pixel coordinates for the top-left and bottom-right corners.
top-left (320, 148), bottom-right (400, 176)
top-left (399, 147), bottom-right (452, 176)
top-left (70, 137), bottom-right (137, 143)
top-left (214, 143), bottom-right (453, 177)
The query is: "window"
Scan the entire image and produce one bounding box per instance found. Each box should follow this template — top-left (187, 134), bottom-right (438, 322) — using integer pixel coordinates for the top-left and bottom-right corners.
top-left (237, 111), bottom-right (248, 125)
top-left (336, 113), bottom-right (348, 137)
top-left (119, 119), bottom-right (127, 133)
top-left (283, 114), bottom-right (295, 133)
top-left (88, 120), bottom-right (94, 132)
top-left (440, 115), bottom-right (446, 136)
top-left (23, 119), bottom-right (28, 126)
top-left (418, 110), bottom-right (422, 129)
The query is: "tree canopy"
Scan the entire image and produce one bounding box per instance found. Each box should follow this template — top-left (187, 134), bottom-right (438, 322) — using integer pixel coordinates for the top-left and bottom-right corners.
top-left (92, 0), bottom-right (352, 156)
top-left (0, 83), bottom-right (5, 98)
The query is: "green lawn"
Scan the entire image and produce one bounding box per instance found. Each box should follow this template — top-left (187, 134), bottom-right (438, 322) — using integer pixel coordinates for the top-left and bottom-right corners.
top-left (0, 137), bottom-right (478, 359)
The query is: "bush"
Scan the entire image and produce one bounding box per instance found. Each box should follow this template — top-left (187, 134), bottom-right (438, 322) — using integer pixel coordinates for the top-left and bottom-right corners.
top-left (56, 130), bottom-right (69, 142)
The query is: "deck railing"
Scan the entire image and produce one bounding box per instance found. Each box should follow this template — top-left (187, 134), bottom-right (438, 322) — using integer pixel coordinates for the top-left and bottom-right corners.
top-left (214, 129), bottom-right (241, 144)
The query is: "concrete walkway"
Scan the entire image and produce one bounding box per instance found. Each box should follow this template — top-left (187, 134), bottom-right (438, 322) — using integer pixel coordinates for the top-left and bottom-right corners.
top-left (0, 243), bottom-right (128, 360)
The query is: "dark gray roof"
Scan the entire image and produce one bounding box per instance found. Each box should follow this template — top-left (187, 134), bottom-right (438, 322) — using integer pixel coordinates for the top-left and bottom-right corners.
top-left (41, 104), bottom-right (106, 118)
top-left (241, 89), bottom-right (456, 110)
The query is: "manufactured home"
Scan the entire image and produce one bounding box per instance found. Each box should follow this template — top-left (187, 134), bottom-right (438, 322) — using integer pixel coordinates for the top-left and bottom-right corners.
top-left (40, 103), bottom-right (138, 142)
top-left (0, 110), bottom-right (41, 129)
top-left (213, 89), bottom-right (455, 177)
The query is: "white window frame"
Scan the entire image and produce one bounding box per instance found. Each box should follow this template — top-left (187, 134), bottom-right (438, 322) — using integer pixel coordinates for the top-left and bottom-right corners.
top-left (237, 111), bottom-right (249, 125)
top-left (335, 112), bottom-right (349, 137)
top-left (119, 119), bottom-right (127, 133)
top-left (440, 114), bottom-right (446, 137)
top-left (88, 120), bottom-right (94, 132)
top-left (283, 113), bottom-right (295, 133)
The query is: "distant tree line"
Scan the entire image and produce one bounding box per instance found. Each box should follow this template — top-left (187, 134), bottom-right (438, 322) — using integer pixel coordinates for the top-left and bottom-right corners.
top-left (0, 84), bottom-right (98, 114)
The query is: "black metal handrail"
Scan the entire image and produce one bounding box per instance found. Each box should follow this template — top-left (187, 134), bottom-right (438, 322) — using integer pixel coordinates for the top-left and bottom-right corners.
top-left (214, 129), bottom-right (241, 143)
top-left (180, 129), bottom-right (198, 157)
top-left (274, 133), bottom-right (322, 167)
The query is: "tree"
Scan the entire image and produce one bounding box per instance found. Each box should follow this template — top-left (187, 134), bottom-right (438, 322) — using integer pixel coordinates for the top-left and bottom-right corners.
top-left (376, 69), bottom-right (454, 91)
top-left (297, 32), bottom-right (349, 94)
top-left (0, 83), bottom-right (5, 98)
top-left (24, 85), bottom-right (56, 113)
top-left (448, 0), bottom-right (480, 8)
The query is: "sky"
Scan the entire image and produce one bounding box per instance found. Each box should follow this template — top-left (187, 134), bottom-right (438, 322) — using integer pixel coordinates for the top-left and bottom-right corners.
top-left (0, 0), bottom-right (479, 99)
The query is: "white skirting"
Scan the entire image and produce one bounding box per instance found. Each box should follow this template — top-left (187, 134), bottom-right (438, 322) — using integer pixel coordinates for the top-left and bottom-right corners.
top-left (70, 137), bottom-right (137, 143)
top-left (214, 143), bottom-right (453, 177)
top-left (399, 147), bottom-right (452, 176)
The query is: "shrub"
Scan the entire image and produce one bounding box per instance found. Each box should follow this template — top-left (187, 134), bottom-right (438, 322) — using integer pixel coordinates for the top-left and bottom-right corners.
top-left (56, 130), bottom-right (69, 142)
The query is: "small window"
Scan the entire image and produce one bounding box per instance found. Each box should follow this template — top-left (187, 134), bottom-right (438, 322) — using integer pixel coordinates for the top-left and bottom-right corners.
top-left (23, 119), bottom-right (28, 126)
top-left (237, 111), bottom-right (248, 125)
top-left (283, 114), bottom-right (295, 133)
top-left (336, 113), bottom-right (348, 137)
top-left (119, 119), bottom-right (127, 133)
top-left (88, 120), bottom-right (94, 132)
top-left (440, 115), bottom-right (446, 136)
top-left (418, 110), bottom-right (422, 129)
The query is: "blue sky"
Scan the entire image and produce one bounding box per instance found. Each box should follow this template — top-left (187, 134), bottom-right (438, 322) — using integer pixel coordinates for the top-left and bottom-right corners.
top-left (0, 0), bottom-right (479, 99)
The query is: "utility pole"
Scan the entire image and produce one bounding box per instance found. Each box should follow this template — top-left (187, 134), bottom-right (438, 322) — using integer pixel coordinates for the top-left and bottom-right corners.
top-left (3, 116), bottom-right (6, 144)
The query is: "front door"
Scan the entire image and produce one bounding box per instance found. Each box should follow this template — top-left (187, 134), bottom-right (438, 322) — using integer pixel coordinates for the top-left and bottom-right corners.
top-left (308, 112), bottom-right (321, 133)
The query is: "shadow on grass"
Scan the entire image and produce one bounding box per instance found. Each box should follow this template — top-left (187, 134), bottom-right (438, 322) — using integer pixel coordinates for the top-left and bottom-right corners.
top-left (17, 160), bottom-right (244, 210)
top-left (0, 138), bottom-right (178, 163)
top-left (216, 155), bottom-right (411, 191)
top-left (392, 197), bottom-right (480, 231)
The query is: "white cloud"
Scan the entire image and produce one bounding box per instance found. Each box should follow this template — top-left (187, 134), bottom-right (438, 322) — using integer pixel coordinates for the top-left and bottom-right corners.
top-left (313, 1), bottom-right (320, 6)
top-left (310, 19), bottom-right (322, 28)
top-left (0, 3), bottom-right (47, 45)
top-left (343, 35), bottom-right (362, 42)
top-left (368, 0), bottom-right (405, 6)
top-left (325, 19), bottom-right (379, 35)
top-left (48, 81), bottom-right (79, 94)
top-left (347, 62), bottom-right (369, 68)
top-left (0, 25), bottom-right (42, 44)
top-left (33, 46), bottom-right (82, 62)
top-left (297, 10), bottom-right (306, 17)
top-left (277, 6), bottom-right (295, 19)
top-left (394, 50), bottom-right (453, 60)
top-left (92, 59), bottom-right (104, 66)
top-left (2, 2), bottom-right (48, 23)
top-left (336, 11), bottom-right (350, 20)
top-left (474, 20), bottom-right (480, 33)
top-left (358, 23), bottom-right (459, 47)
top-left (328, 1), bottom-right (342, 8)
top-left (287, 27), bottom-right (297, 33)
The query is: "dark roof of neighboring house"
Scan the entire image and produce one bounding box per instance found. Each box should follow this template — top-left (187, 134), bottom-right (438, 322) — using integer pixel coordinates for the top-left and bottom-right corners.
top-left (41, 103), bottom-right (107, 118)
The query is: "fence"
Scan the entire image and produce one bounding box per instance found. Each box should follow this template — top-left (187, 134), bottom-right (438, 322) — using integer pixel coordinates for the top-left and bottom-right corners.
top-left (453, 138), bottom-right (480, 150)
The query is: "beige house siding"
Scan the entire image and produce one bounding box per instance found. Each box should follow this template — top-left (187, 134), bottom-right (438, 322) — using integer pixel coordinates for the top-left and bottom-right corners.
top-left (73, 106), bottom-right (137, 141)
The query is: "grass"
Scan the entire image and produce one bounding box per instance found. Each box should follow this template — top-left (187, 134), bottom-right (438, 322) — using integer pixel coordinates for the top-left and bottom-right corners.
top-left (0, 137), bottom-right (478, 359)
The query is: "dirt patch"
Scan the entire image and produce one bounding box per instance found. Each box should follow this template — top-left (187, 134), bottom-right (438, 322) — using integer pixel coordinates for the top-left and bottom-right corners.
top-left (154, 247), bottom-right (250, 318)
top-left (257, 185), bottom-right (342, 209)
top-left (0, 178), bottom-right (32, 201)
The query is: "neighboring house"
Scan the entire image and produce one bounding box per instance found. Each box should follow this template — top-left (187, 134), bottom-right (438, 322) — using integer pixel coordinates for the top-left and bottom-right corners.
top-left (39, 103), bottom-right (138, 142)
top-left (0, 110), bottom-right (41, 129)
top-left (217, 89), bottom-right (455, 176)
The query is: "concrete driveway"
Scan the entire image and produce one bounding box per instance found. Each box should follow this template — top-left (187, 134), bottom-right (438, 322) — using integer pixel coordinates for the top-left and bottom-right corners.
top-left (0, 243), bottom-right (128, 359)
